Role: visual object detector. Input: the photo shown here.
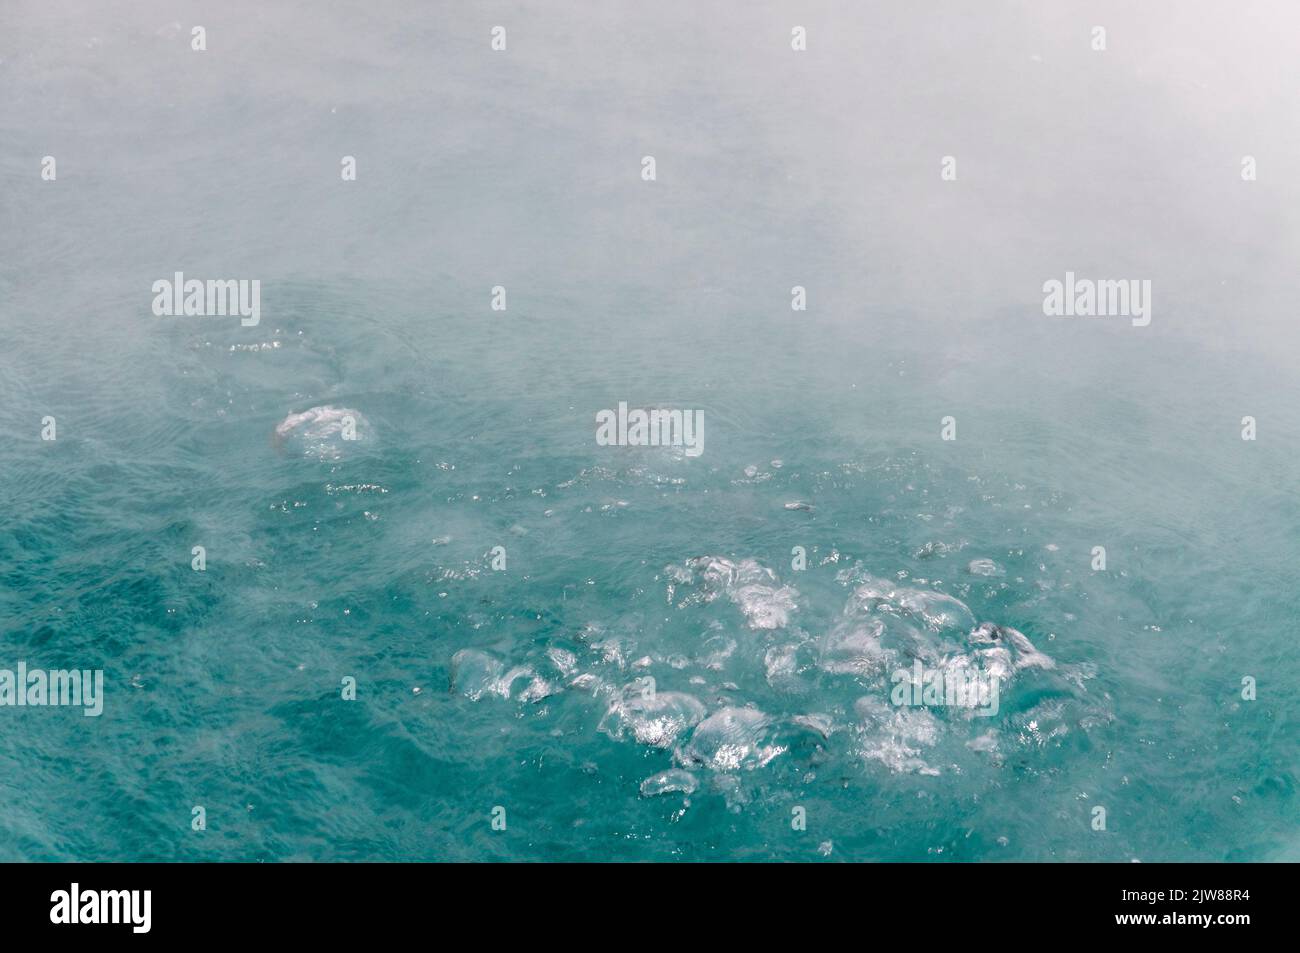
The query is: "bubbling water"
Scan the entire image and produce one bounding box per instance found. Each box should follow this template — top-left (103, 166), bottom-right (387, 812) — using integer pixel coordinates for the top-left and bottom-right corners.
top-left (449, 553), bottom-right (1106, 802)
top-left (273, 406), bottom-right (370, 460)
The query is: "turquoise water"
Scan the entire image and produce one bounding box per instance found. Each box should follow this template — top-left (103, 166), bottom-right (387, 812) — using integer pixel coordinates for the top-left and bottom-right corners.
top-left (1, 2), bottom-right (1297, 861)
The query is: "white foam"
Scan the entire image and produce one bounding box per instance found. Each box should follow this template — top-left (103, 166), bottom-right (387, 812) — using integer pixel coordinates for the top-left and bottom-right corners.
top-left (678, 707), bottom-right (786, 772)
top-left (274, 405), bottom-right (369, 459)
top-left (639, 769), bottom-right (698, 797)
top-left (598, 687), bottom-right (706, 748)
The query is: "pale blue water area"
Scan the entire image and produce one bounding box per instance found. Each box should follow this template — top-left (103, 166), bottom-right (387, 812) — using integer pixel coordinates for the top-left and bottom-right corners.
top-left (0, 2), bottom-right (1296, 861)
